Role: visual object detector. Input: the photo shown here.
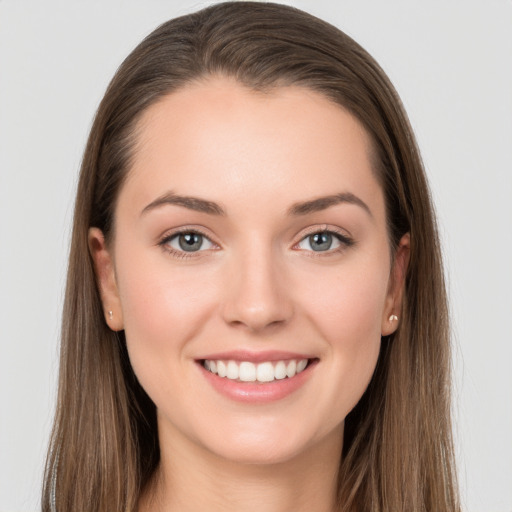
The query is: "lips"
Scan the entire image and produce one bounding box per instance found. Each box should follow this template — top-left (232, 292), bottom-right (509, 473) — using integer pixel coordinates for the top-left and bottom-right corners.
top-left (196, 351), bottom-right (318, 403)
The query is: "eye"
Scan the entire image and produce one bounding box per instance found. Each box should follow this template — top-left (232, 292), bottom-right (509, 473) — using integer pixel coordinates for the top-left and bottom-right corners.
top-left (296, 231), bottom-right (350, 252)
top-left (165, 231), bottom-right (215, 253)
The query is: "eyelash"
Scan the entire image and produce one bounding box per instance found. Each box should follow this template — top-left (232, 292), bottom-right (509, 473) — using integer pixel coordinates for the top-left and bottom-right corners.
top-left (158, 227), bottom-right (217, 260)
top-left (293, 225), bottom-right (355, 257)
top-left (158, 225), bottom-right (355, 259)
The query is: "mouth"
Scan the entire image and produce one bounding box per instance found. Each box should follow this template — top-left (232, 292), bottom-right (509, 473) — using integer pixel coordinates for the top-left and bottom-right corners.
top-left (200, 357), bottom-right (317, 383)
top-left (196, 353), bottom-right (319, 403)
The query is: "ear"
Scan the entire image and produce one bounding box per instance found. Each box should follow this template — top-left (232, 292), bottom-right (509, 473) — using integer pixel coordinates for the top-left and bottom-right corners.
top-left (88, 227), bottom-right (124, 331)
top-left (381, 233), bottom-right (410, 336)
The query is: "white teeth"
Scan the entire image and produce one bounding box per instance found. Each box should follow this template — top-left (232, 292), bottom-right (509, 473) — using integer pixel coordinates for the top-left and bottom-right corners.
top-left (297, 359), bottom-right (308, 373)
top-left (217, 361), bottom-right (227, 378)
top-left (256, 362), bottom-right (274, 382)
top-left (239, 362), bottom-right (256, 382)
top-left (226, 361), bottom-right (239, 380)
top-left (274, 361), bottom-right (287, 380)
top-left (286, 360), bottom-right (297, 378)
top-left (204, 358), bottom-right (310, 382)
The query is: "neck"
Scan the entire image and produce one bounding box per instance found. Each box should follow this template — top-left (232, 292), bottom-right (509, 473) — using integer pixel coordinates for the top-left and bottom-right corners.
top-left (139, 422), bottom-right (343, 512)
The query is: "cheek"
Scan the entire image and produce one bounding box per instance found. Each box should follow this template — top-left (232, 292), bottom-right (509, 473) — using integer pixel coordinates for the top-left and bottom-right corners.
top-left (294, 260), bottom-right (388, 410)
top-left (114, 250), bottom-right (219, 372)
top-left (298, 259), bottom-right (389, 342)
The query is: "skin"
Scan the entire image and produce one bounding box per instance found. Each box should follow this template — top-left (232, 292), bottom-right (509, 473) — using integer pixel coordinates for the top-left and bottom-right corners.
top-left (90, 77), bottom-right (409, 512)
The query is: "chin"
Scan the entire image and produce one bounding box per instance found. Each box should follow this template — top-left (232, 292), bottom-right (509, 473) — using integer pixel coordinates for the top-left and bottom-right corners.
top-left (197, 421), bottom-right (337, 467)
top-left (210, 441), bottom-right (307, 466)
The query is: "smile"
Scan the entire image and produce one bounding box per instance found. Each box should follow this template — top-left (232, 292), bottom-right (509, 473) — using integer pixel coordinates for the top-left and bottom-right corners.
top-left (198, 353), bottom-right (318, 403)
top-left (203, 359), bottom-right (309, 383)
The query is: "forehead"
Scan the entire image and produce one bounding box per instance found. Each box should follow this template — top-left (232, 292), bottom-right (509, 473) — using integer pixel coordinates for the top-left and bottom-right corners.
top-left (122, 77), bottom-right (383, 220)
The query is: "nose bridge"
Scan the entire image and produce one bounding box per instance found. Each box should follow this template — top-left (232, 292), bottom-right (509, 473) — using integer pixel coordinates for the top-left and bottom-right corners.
top-left (222, 236), bottom-right (292, 332)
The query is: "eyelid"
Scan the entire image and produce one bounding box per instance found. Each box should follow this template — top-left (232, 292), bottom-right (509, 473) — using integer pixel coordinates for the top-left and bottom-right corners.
top-left (292, 224), bottom-right (355, 252)
top-left (157, 226), bottom-right (220, 257)
top-left (156, 224), bottom-right (354, 258)
top-left (294, 224), bottom-right (353, 243)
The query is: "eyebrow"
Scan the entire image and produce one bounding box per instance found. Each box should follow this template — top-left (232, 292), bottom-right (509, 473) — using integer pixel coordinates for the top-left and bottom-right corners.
top-left (288, 192), bottom-right (372, 217)
top-left (141, 190), bottom-right (372, 218)
top-left (141, 192), bottom-right (226, 216)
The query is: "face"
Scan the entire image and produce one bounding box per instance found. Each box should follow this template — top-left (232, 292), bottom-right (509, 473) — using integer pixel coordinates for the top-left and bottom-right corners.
top-left (90, 77), bottom-right (407, 465)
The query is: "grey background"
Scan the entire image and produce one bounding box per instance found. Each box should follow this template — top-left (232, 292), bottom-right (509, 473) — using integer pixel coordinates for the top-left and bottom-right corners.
top-left (1, 1), bottom-right (511, 510)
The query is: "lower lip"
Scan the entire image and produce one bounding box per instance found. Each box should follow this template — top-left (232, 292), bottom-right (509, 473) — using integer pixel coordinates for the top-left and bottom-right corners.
top-left (198, 360), bottom-right (317, 403)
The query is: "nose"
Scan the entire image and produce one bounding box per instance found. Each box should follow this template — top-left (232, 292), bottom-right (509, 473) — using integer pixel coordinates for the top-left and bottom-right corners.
top-left (221, 244), bottom-right (294, 333)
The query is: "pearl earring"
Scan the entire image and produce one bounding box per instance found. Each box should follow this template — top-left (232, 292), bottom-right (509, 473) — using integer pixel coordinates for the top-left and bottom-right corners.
top-left (389, 314), bottom-right (398, 322)
top-left (108, 310), bottom-right (113, 320)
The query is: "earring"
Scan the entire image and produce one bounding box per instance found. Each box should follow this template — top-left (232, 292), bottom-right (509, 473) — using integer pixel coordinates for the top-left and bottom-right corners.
top-left (389, 314), bottom-right (398, 322)
top-left (108, 310), bottom-right (113, 320)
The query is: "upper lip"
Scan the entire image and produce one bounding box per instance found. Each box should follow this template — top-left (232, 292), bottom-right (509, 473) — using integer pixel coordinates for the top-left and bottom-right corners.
top-left (197, 350), bottom-right (316, 363)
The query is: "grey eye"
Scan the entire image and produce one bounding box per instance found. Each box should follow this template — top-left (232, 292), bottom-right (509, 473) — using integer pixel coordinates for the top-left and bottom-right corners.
top-left (309, 232), bottom-right (333, 251)
top-left (297, 232), bottom-right (342, 252)
top-left (179, 233), bottom-right (203, 251)
top-left (168, 232), bottom-right (214, 252)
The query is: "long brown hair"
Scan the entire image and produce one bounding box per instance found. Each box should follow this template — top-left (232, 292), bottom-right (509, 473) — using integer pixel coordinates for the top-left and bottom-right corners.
top-left (43, 2), bottom-right (459, 511)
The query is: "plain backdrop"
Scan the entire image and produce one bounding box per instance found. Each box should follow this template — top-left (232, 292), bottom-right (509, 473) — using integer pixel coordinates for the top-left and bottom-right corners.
top-left (0, 1), bottom-right (511, 511)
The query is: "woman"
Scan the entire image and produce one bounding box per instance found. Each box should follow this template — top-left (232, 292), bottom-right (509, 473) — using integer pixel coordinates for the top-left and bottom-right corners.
top-left (42, 2), bottom-right (460, 511)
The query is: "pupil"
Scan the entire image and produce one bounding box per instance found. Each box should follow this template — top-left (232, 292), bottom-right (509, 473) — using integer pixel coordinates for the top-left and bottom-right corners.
top-left (310, 232), bottom-right (332, 251)
top-left (179, 233), bottom-right (202, 252)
